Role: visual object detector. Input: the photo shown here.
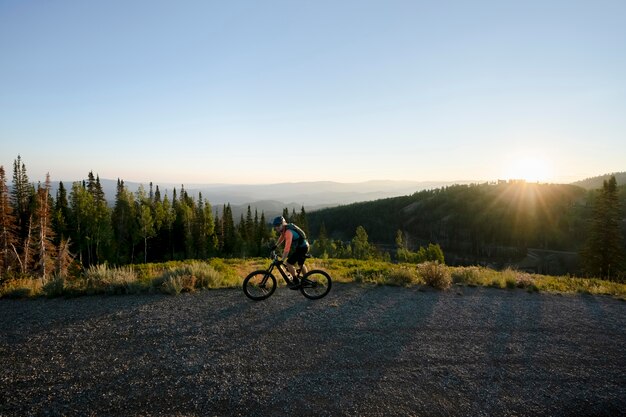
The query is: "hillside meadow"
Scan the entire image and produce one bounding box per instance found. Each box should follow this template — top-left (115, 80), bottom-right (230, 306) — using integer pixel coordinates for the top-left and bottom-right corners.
top-left (1, 258), bottom-right (625, 300)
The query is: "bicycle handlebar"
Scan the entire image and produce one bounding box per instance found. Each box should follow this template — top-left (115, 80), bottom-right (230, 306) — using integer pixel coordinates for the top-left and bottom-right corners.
top-left (270, 250), bottom-right (283, 264)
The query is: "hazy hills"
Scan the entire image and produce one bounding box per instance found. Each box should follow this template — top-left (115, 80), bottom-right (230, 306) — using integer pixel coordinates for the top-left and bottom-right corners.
top-left (51, 179), bottom-right (473, 219)
top-left (571, 171), bottom-right (626, 190)
top-left (46, 172), bottom-right (622, 220)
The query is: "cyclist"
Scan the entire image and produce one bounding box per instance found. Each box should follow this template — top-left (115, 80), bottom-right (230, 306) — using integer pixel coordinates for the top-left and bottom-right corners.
top-left (272, 216), bottom-right (309, 289)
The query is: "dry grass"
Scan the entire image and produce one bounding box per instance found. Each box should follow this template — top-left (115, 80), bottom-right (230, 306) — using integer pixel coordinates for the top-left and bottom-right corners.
top-left (2, 257), bottom-right (626, 299)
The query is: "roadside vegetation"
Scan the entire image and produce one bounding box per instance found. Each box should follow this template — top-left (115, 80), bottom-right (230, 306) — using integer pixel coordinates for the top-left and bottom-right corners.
top-left (1, 157), bottom-right (624, 300)
top-left (1, 258), bottom-right (625, 300)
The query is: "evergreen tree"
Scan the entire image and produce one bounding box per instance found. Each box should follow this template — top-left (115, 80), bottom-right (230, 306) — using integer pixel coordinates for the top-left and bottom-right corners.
top-left (32, 174), bottom-right (56, 279)
top-left (138, 204), bottom-right (155, 263)
top-left (53, 181), bottom-right (70, 243)
top-left (312, 222), bottom-right (330, 258)
top-left (69, 181), bottom-right (94, 266)
top-left (201, 197), bottom-right (217, 257)
top-left (298, 206), bottom-right (309, 234)
top-left (426, 243), bottom-right (445, 264)
top-left (245, 206), bottom-right (254, 242)
top-left (581, 176), bottom-right (625, 280)
top-left (0, 166), bottom-right (18, 275)
top-left (111, 179), bottom-right (136, 264)
top-left (87, 173), bottom-right (111, 264)
top-left (154, 185), bottom-right (161, 203)
top-left (257, 212), bottom-right (271, 255)
top-left (352, 226), bottom-right (372, 260)
top-left (396, 229), bottom-right (410, 262)
top-left (11, 155), bottom-right (35, 244)
top-left (222, 204), bottom-right (237, 255)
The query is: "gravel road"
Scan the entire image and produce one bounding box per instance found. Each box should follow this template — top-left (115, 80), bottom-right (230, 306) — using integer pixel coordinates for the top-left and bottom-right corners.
top-left (1, 284), bottom-right (625, 416)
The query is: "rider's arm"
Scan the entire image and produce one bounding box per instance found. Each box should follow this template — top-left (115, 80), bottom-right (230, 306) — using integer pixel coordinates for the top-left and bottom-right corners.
top-left (282, 230), bottom-right (293, 260)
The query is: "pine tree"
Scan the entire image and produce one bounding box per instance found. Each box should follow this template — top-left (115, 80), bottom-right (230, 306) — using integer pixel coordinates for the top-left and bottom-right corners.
top-left (111, 179), bottom-right (136, 264)
top-left (33, 174), bottom-right (56, 279)
top-left (138, 204), bottom-right (155, 263)
top-left (201, 198), bottom-right (217, 257)
top-left (0, 166), bottom-right (18, 275)
top-left (581, 176), bottom-right (625, 280)
top-left (69, 181), bottom-right (94, 266)
top-left (352, 226), bottom-right (372, 260)
top-left (299, 206), bottom-right (309, 234)
top-left (87, 173), bottom-right (111, 264)
top-left (222, 204), bottom-right (237, 255)
top-left (312, 222), bottom-right (330, 258)
top-left (11, 155), bottom-right (35, 244)
top-left (53, 181), bottom-right (70, 243)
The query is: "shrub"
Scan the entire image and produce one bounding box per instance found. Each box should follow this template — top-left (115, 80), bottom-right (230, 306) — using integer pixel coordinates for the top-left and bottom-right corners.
top-left (451, 266), bottom-right (482, 284)
top-left (43, 275), bottom-right (66, 298)
top-left (154, 261), bottom-right (224, 294)
top-left (84, 264), bottom-right (139, 294)
top-left (386, 268), bottom-right (418, 286)
top-left (0, 278), bottom-right (43, 298)
top-left (351, 268), bottom-right (385, 285)
top-left (418, 261), bottom-right (451, 290)
top-left (160, 275), bottom-right (195, 295)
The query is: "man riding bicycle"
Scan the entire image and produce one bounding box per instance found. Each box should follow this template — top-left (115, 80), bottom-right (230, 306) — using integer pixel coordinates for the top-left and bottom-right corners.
top-left (272, 216), bottom-right (309, 289)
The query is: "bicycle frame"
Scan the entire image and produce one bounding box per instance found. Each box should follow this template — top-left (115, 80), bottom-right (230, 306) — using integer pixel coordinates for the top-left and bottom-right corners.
top-left (266, 251), bottom-right (300, 286)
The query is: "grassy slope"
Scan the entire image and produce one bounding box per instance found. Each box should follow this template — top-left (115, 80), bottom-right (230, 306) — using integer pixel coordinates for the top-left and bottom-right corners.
top-left (1, 257), bottom-right (625, 300)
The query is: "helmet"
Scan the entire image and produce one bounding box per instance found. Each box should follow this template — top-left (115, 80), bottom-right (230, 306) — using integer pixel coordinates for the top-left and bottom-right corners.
top-left (272, 216), bottom-right (285, 227)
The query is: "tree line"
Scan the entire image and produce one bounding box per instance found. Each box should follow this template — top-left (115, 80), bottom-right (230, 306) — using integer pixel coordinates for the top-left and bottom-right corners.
top-left (308, 178), bottom-right (626, 281)
top-left (3, 155), bottom-right (621, 281)
top-left (1, 156), bottom-right (316, 279)
top-left (0, 156), bottom-right (442, 282)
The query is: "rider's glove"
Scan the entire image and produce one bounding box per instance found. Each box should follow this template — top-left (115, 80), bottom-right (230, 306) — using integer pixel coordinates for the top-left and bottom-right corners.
top-left (270, 244), bottom-right (277, 251)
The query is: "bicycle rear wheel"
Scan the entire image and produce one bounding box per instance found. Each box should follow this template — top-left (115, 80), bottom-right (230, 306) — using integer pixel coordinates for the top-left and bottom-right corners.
top-left (243, 270), bottom-right (277, 301)
top-left (300, 270), bottom-right (332, 299)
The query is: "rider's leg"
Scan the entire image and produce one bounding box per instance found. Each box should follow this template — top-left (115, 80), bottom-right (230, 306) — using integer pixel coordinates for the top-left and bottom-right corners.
top-left (284, 261), bottom-right (297, 277)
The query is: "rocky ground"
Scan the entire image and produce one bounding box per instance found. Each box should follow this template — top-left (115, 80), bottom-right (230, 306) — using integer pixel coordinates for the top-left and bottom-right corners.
top-left (1, 284), bottom-right (625, 416)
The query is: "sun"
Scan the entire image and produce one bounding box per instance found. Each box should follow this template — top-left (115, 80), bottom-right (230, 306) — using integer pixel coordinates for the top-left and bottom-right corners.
top-left (504, 156), bottom-right (554, 183)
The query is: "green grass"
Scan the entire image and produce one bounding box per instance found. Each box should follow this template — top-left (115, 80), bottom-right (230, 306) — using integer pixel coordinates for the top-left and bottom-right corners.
top-left (1, 257), bottom-right (625, 299)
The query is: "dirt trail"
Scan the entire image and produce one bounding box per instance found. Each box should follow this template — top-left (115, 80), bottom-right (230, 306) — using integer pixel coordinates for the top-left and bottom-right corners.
top-left (1, 284), bottom-right (625, 416)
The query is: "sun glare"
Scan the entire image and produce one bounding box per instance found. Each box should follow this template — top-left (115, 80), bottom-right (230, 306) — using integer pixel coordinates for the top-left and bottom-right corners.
top-left (504, 156), bottom-right (553, 183)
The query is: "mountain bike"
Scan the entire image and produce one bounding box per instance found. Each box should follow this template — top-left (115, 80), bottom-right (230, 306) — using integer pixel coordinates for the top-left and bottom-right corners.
top-left (242, 250), bottom-right (332, 301)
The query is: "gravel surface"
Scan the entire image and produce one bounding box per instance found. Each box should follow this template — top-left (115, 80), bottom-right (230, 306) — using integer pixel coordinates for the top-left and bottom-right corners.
top-left (1, 284), bottom-right (625, 416)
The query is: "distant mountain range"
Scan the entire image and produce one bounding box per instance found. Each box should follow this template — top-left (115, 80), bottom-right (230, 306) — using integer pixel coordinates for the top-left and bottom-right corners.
top-left (41, 172), bottom-right (623, 220)
top-left (571, 171), bottom-right (626, 190)
top-left (49, 179), bottom-right (475, 220)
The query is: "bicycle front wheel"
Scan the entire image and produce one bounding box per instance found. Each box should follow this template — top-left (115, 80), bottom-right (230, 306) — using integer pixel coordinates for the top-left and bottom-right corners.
top-left (243, 270), bottom-right (277, 301)
top-left (300, 270), bottom-right (332, 299)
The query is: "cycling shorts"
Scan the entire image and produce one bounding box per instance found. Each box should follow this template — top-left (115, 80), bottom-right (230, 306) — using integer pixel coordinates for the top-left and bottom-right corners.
top-left (287, 245), bottom-right (309, 267)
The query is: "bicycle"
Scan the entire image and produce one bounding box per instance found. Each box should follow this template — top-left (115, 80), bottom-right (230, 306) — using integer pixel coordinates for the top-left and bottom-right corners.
top-left (242, 250), bottom-right (332, 301)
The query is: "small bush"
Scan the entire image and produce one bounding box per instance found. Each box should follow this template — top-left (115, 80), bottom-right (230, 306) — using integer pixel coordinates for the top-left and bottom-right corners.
top-left (451, 266), bottom-right (482, 284)
top-left (418, 261), bottom-right (451, 290)
top-left (43, 275), bottom-right (66, 298)
top-left (0, 278), bottom-right (42, 298)
top-left (160, 275), bottom-right (196, 295)
top-left (386, 268), bottom-right (418, 286)
top-left (351, 268), bottom-right (385, 285)
top-left (515, 271), bottom-right (535, 288)
top-left (84, 264), bottom-right (139, 294)
top-left (155, 262), bottom-right (224, 294)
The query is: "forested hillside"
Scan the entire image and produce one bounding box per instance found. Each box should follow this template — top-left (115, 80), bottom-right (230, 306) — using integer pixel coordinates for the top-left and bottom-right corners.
top-left (307, 180), bottom-right (626, 274)
top-left (2, 155), bottom-right (624, 281)
top-left (572, 171), bottom-right (626, 190)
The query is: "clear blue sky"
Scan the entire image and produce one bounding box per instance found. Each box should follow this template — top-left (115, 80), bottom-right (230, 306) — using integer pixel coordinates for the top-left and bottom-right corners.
top-left (1, 0), bottom-right (625, 185)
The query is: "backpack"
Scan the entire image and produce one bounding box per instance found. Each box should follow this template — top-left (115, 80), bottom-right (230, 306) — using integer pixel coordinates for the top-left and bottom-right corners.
top-left (286, 223), bottom-right (308, 247)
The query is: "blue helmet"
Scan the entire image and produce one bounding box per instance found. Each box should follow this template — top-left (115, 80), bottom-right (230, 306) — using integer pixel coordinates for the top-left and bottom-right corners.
top-left (272, 216), bottom-right (285, 227)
